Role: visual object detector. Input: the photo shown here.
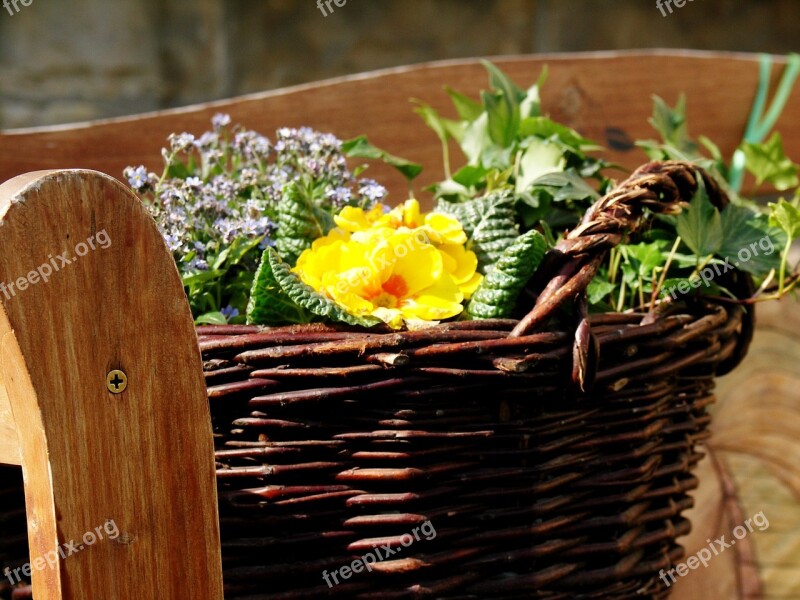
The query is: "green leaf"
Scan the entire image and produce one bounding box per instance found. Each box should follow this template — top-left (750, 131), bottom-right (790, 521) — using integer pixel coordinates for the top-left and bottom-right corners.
top-left (342, 135), bottom-right (423, 181)
top-left (769, 197), bottom-right (800, 240)
top-left (467, 230), bottom-right (547, 319)
top-left (676, 176), bottom-right (723, 258)
top-left (246, 248), bottom-right (312, 326)
top-left (619, 242), bottom-right (665, 285)
top-left (515, 139), bottom-right (566, 193)
top-left (275, 182), bottom-right (334, 265)
top-left (482, 89), bottom-right (518, 148)
top-left (528, 170), bottom-right (600, 203)
top-left (719, 204), bottom-right (782, 276)
top-left (519, 69), bottom-right (546, 119)
top-left (195, 311), bottom-right (228, 326)
top-left (445, 86), bottom-right (483, 121)
top-left (435, 190), bottom-right (520, 272)
top-left (452, 165), bottom-right (489, 188)
top-left (519, 116), bottom-right (600, 151)
top-left (741, 132), bottom-right (800, 190)
top-left (587, 277), bottom-right (617, 306)
top-left (482, 60), bottom-right (527, 105)
top-left (414, 101), bottom-right (450, 143)
top-left (649, 94), bottom-right (698, 155)
top-left (268, 249), bottom-right (380, 328)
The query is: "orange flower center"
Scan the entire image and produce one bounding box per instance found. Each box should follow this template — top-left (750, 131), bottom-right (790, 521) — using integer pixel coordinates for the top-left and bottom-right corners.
top-left (382, 274), bottom-right (408, 298)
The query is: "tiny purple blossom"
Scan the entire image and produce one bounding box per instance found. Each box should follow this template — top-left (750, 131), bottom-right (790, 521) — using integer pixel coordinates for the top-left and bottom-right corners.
top-left (221, 305), bottom-right (240, 320)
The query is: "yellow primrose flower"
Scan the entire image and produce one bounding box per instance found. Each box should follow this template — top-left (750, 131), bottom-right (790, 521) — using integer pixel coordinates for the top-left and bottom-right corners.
top-left (293, 225), bottom-right (473, 329)
top-left (335, 199), bottom-right (467, 245)
top-left (438, 243), bottom-right (482, 299)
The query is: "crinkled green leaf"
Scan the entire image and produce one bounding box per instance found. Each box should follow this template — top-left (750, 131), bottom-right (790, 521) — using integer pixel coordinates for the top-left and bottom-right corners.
top-left (676, 176), bottom-right (723, 258)
top-left (341, 135), bottom-right (423, 181)
top-left (741, 132), bottom-right (799, 191)
top-left (246, 248), bottom-right (312, 326)
top-left (467, 230), bottom-right (547, 319)
top-left (268, 249), bottom-right (380, 328)
top-left (435, 190), bottom-right (519, 272)
top-left (275, 182), bottom-right (334, 265)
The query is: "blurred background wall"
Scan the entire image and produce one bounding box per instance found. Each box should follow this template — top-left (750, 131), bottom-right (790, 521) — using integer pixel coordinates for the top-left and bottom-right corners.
top-left (0, 0), bottom-right (798, 129)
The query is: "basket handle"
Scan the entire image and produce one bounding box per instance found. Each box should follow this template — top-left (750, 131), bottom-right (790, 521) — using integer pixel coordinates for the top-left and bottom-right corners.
top-left (510, 160), bottom-right (754, 387)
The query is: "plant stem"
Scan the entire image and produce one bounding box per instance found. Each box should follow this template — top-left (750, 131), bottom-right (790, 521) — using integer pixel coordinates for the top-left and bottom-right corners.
top-left (652, 236), bottom-right (682, 305)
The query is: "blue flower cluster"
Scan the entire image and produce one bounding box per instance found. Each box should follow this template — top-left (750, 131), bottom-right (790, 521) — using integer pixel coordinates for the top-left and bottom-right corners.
top-left (123, 115), bottom-right (388, 323)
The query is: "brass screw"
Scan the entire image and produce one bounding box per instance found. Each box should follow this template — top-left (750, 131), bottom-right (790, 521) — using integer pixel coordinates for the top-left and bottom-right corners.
top-left (106, 370), bottom-right (128, 394)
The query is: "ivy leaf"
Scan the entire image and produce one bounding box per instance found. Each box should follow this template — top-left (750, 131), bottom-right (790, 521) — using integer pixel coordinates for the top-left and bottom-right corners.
top-left (719, 204), bottom-right (783, 276)
top-left (649, 94), bottom-right (698, 155)
top-left (246, 248), bottom-right (312, 326)
top-left (529, 170), bottom-right (600, 203)
top-left (268, 249), bottom-right (380, 328)
top-left (445, 86), bottom-right (483, 122)
top-left (482, 59), bottom-right (527, 106)
top-left (467, 229), bottom-right (547, 319)
top-left (741, 132), bottom-right (800, 190)
top-left (587, 277), bottom-right (617, 306)
top-left (435, 190), bottom-right (519, 272)
top-left (451, 165), bottom-right (489, 189)
top-left (519, 116), bottom-right (601, 152)
top-left (342, 135), bottom-right (423, 181)
top-left (769, 197), bottom-right (800, 240)
top-left (482, 89), bottom-right (518, 148)
top-left (619, 242), bottom-right (665, 286)
top-left (515, 139), bottom-right (566, 193)
top-left (275, 182), bottom-right (334, 265)
top-left (676, 176), bottom-right (723, 258)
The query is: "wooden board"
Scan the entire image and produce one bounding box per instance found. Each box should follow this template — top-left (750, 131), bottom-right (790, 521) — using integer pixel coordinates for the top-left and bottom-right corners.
top-left (1, 50), bottom-right (799, 205)
top-left (0, 171), bottom-right (223, 599)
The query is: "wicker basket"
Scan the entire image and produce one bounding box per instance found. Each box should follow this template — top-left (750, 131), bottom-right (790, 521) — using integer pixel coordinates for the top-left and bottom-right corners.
top-left (0, 161), bottom-right (754, 599)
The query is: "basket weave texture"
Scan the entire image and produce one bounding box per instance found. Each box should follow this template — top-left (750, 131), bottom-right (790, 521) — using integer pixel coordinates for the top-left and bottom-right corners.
top-left (0, 161), bottom-right (754, 599)
top-left (203, 161), bottom-right (753, 599)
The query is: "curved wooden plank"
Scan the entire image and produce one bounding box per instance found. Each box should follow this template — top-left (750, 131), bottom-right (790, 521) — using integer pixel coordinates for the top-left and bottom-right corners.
top-left (1, 50), bottom-right (798, 200)
top-left (0, 171), bottom-right (222, 599)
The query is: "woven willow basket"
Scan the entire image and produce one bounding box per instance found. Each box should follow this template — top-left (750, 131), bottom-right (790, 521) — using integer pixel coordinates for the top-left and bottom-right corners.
top-left (0, 161), bottom-right (754, 599)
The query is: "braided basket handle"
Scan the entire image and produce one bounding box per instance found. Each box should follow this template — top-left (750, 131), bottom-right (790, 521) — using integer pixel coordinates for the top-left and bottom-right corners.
top-left (510, 160), bottom-right (752, 388)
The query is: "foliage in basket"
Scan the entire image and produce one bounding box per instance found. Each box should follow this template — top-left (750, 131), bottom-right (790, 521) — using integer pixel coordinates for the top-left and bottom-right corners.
top-left (126, 58), bottom-right (800, 330)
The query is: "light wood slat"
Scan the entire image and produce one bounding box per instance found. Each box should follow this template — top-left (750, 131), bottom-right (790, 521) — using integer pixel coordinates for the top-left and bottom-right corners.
top-left (0, 376), bottom-right (20, 465)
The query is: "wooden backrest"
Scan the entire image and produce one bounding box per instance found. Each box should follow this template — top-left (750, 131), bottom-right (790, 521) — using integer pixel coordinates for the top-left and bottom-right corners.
top-left (2, 50), bottom-right (799, 200)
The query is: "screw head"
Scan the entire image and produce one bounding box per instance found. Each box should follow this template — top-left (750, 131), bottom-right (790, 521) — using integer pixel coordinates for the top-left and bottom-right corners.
top-left (106, 370), bottom-right (128, 394)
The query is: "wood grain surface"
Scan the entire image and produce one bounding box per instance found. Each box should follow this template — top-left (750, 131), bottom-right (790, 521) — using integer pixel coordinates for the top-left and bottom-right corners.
top-left (1, 50), bottom-right (799, 205)
top-left (0, 171), bottom-right (223, 599)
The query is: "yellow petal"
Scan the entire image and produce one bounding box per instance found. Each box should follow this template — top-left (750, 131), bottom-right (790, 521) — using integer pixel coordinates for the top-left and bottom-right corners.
top-left (334, 206), bottom-right (372, 232)
top-left (423, 213), bottom-right (467, 245)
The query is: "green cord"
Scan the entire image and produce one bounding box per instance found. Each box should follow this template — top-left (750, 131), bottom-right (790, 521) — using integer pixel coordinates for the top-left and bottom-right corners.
top-left (729, 53), bottom-right (800, 193)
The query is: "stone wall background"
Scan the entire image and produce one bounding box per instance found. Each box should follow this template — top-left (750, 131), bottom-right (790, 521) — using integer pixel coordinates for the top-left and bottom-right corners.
top-left (0, 0), bottom-right (798, 129)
